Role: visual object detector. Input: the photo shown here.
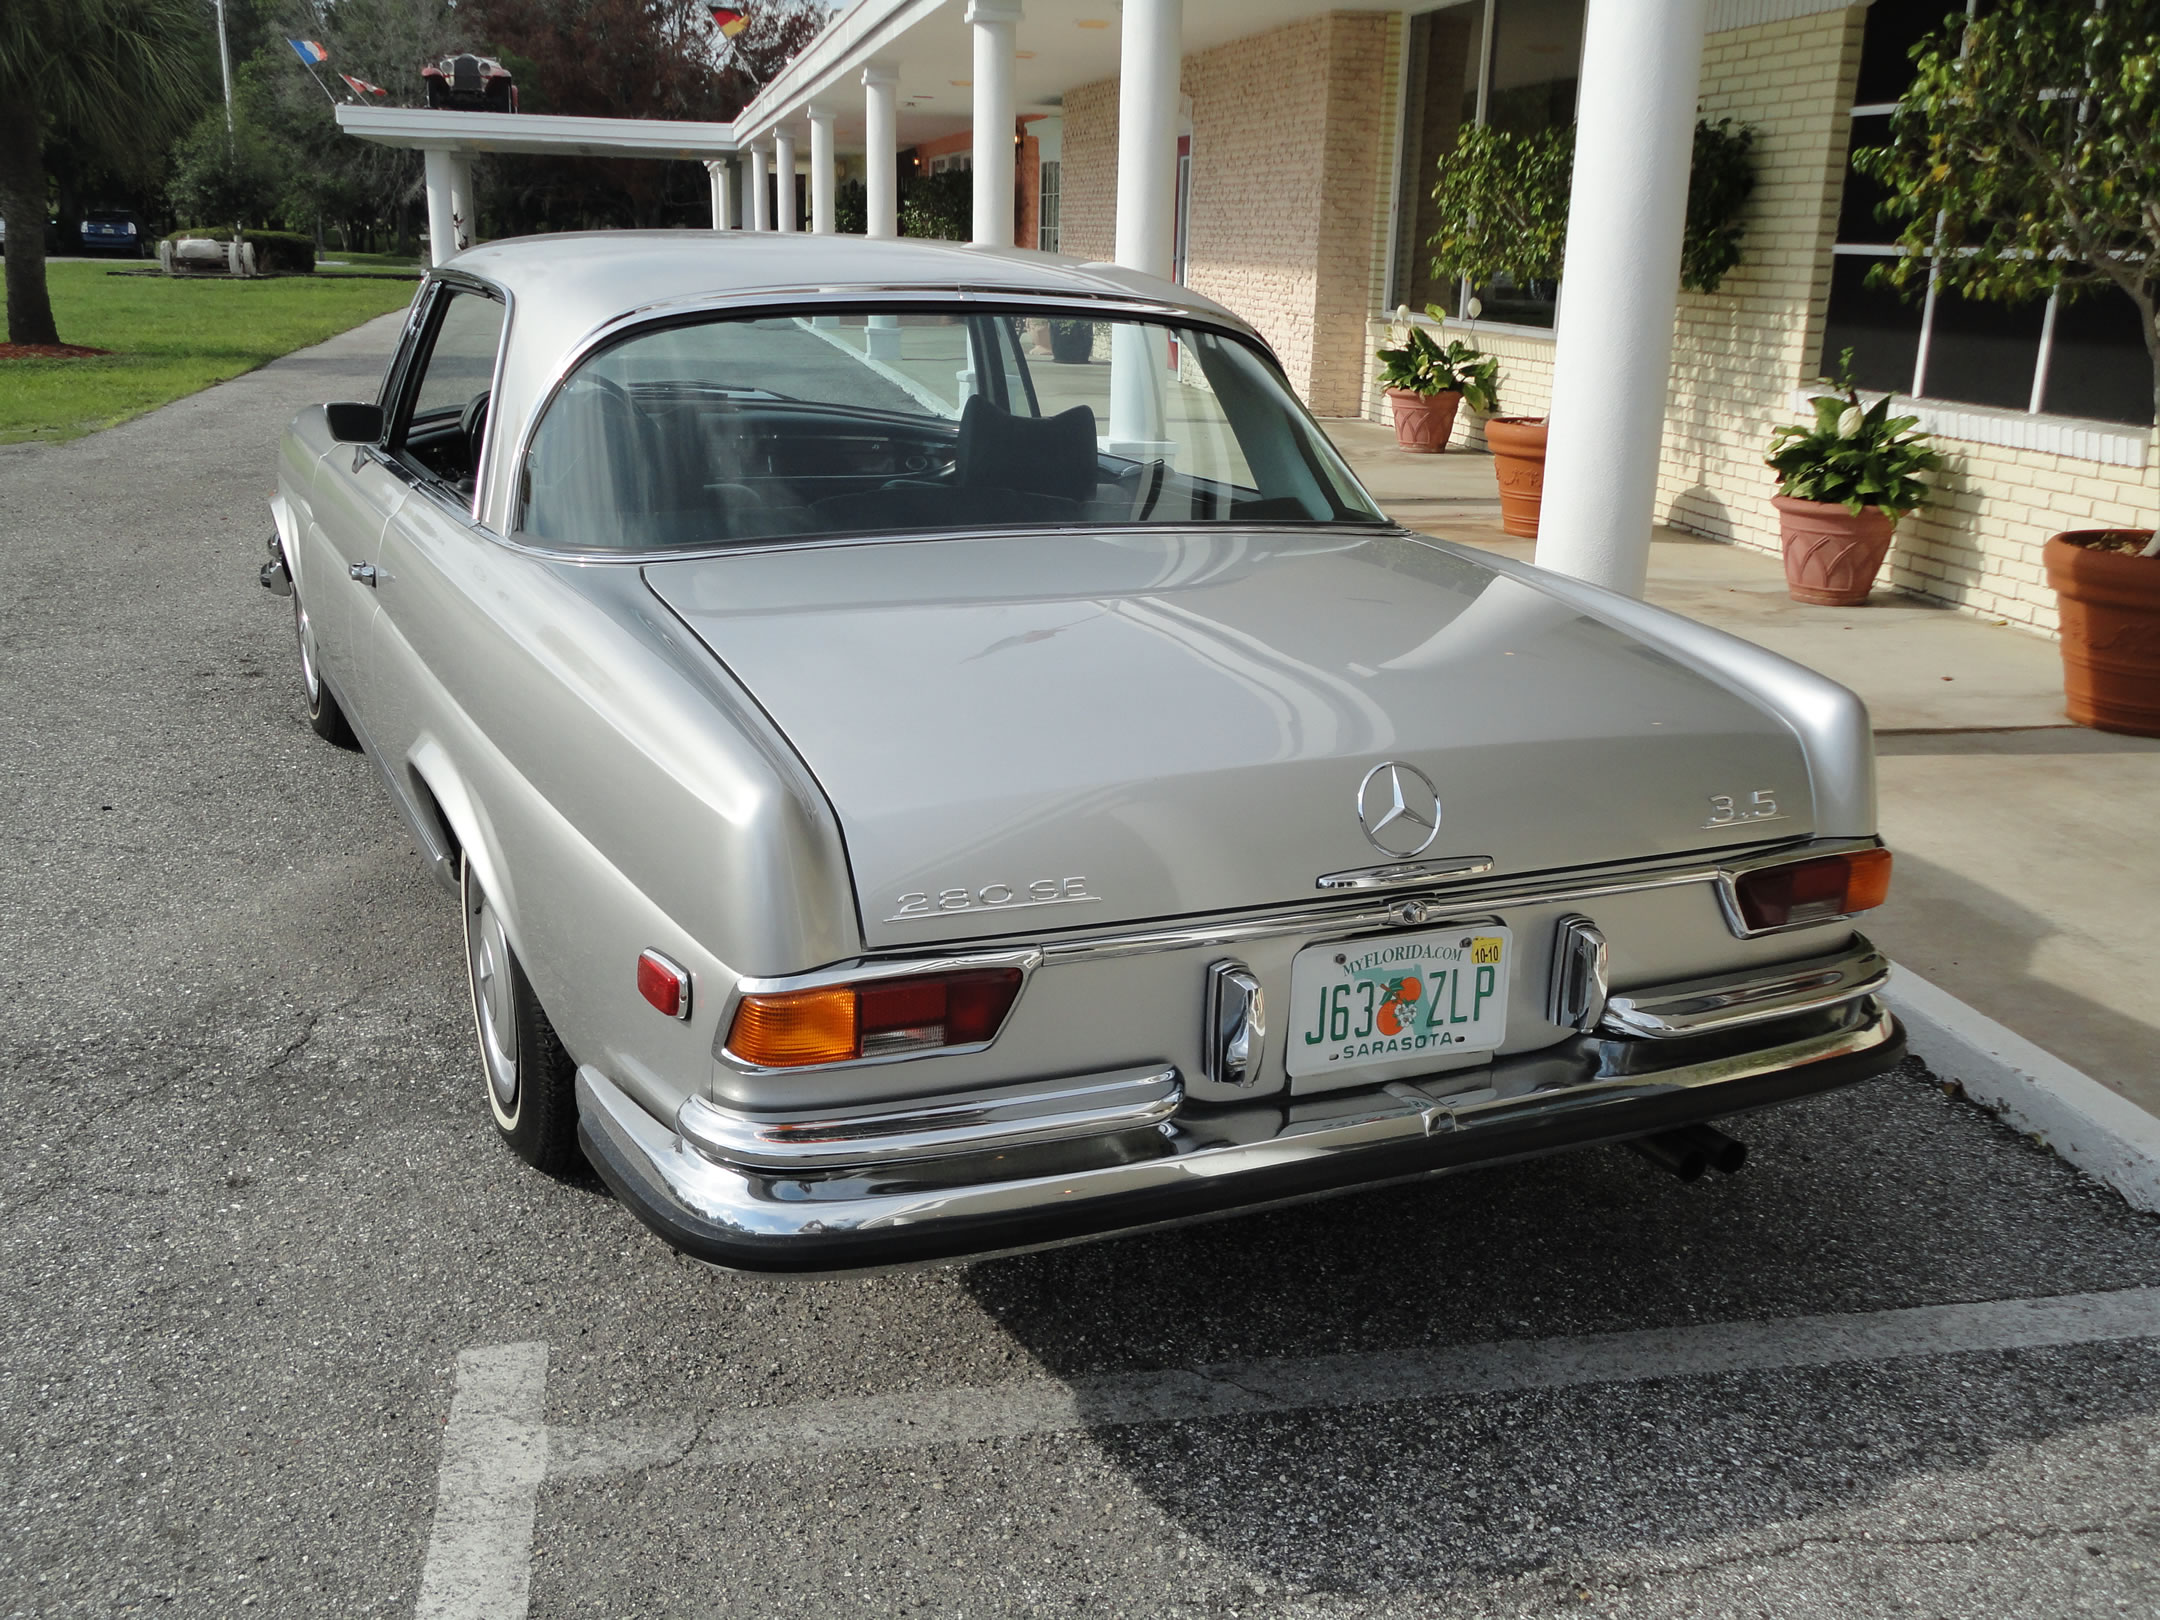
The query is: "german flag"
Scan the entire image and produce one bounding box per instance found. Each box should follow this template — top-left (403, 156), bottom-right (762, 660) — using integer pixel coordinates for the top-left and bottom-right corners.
top-left (710, 6), bottom-right (749, 36)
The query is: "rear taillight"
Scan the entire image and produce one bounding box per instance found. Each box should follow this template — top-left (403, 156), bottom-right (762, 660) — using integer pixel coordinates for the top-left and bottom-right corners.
top-left (1732, 847), bottom-right (1892, 932)
top-left (725, 968), bottom-right (1024, 1068)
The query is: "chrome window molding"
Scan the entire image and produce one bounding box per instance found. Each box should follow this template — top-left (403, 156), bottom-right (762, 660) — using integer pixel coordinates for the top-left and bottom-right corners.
top-left (384, 268), bottom-right (515, 529)
top-left (712, 947), bottom-right (1043, 1074)
top-left (501, 292), bottom-right (1328, 556)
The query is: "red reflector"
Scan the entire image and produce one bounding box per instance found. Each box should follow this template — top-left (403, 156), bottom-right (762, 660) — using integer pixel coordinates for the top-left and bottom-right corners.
top-left (1734, 848), bottom-right (1892, 932)
top-left (637, 950), bottom-right (690, 1019)
top-left (945, 969), bottom-right (1023, 1043)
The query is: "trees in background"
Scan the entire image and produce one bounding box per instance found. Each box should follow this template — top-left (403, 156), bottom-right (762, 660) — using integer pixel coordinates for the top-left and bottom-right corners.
top-left (0, 0), bottom-right (209, 344)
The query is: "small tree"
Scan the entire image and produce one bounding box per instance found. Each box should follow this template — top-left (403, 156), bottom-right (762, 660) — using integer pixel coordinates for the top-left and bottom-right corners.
top-left (1853, 0), bottom-right (2160, 538)
top-left (0, 0), bottom-right (207, 345)
top-left (1427, 117), bottom-right (1758, 305)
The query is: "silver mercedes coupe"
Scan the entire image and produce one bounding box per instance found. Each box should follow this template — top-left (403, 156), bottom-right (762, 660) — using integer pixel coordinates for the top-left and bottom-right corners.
top-left (264, 233), bottom-right (1902, 1271)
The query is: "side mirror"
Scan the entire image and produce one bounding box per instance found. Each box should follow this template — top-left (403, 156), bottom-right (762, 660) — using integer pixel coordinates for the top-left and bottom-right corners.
top-left (326, 401), bottom-right (385, 444)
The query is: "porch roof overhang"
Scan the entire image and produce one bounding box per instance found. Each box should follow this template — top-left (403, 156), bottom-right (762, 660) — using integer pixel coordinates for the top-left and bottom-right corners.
top-left (332, 104), bottom-right (738, 159)
top-left (731, 0), bottom-right (1404, 152)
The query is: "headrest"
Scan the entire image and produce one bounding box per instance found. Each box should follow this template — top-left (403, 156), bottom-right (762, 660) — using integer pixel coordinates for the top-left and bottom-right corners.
top-left (956, 396), bottom-right (1099, 502)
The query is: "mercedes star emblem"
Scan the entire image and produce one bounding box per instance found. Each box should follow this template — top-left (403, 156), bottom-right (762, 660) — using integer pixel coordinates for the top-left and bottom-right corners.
top-left (1356, 761), bottom-right (1442, 858)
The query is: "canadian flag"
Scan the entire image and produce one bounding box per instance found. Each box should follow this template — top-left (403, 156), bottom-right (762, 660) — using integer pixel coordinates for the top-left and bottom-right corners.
top-left (339, 72), bottom-right (388, 98)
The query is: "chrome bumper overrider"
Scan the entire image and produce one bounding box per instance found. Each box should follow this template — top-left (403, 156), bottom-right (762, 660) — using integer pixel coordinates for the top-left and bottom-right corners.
top-left (577, 993), bottom-right (1905, 1273)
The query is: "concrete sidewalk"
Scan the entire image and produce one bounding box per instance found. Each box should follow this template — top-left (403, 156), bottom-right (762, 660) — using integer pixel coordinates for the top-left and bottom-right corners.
top-left (1332, 419), bottom-right (2160, 1123)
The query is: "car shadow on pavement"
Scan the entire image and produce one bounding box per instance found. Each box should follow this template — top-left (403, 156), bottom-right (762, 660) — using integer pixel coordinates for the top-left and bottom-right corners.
top-left (961, 1065), bottom-right (2160, 1593)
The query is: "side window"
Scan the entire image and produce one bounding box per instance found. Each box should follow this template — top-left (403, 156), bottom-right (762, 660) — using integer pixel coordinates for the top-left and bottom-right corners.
top-left (396, 288), bottom-right (506, 496)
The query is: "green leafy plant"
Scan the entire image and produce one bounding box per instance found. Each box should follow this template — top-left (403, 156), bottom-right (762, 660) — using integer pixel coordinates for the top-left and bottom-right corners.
top-left (1427, 116), bottom-right (1759, 301)
top-left (1851, 0), bottom-right (2160, 548)
top-left (898, 169), bottom-right (971, 242)
top-left (1766, 353), bottom-right (1943, 517)
top-left (1683, 118), bottom-right (1757, 293)
top-left (1374, 308), bottom-right (1499, 412)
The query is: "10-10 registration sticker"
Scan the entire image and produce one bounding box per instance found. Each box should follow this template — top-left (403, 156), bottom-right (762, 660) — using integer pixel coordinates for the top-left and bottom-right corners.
top-left (1284, 926), bottom-right (1512, 1078)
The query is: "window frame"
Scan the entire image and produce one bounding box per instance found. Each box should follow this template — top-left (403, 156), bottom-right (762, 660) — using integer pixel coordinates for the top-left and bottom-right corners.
top-left (383, 272), bottom-right (512, 521)
top-left (503, 293), bottom-right (1385, 563)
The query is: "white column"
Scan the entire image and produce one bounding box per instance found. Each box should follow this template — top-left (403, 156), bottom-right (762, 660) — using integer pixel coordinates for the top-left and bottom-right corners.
top-left (749, 145), bottom-right (771, 231)
top-left (863, 64), bottom-right (899, 239)
top-left (1113, 0), bottom-right (1180, 277)
top-left (1109, 0), bottom-right (1180, 456)
top-left (1532, 0), bottom-right (1711, 597)
top-left (967, 1), bottom-right (1021, 247)
top-left (446, 153), bottom-right (476, 256)
top-left (705, 159), bottom-right (736, 230)
top-left (773, 130), bottom-right (798, 232)
top-left (422, 148), bottom-right (459, 267)
top-left (808, 107), bottom-right (838, 235)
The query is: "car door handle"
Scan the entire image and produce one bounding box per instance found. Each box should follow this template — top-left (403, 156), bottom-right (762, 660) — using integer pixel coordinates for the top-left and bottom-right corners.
top-left (349, 563), bottom-right (378, 587)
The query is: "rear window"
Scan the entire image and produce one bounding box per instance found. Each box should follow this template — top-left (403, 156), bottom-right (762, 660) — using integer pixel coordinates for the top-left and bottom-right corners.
top-left (516, 307), bottom-right (1384, 552)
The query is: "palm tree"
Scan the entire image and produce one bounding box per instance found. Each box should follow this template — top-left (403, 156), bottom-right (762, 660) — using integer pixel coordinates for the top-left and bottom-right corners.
top-left (0, 0), bottom-right (208, 346)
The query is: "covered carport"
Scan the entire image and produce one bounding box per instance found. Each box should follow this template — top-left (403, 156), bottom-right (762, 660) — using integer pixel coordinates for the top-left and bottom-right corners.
top-left (332, 103), bottom-right (741, 267)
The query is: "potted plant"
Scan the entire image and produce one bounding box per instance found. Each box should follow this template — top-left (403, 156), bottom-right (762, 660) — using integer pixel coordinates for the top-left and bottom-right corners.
top-left (1046, 318), bottom-right (1095, 364)
top-left (1426, 118), bottom-right (1758, 536)
top-left (1852, 0), bottom-right (2160, 734)
top-left (1374, 307), bottom-right (1498, 453)
top-left (1764, 362), bottom-right (1941, 606)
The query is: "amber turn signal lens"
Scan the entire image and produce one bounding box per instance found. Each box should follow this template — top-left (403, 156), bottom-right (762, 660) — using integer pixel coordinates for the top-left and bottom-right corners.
top-left (725, 968), bottom-right (1025, 1068)
top-left (727, 986), bottom-right (858, 1067)
top-left (1733, 847), bottom-right (1892, 932)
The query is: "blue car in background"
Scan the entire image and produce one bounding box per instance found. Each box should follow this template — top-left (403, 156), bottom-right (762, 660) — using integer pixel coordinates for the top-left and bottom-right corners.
top-left (76, 210), bottom-right (148, 257)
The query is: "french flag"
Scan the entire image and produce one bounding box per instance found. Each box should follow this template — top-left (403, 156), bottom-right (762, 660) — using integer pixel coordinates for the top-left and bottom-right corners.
top-left (287, 39), bottom-right (329, 66)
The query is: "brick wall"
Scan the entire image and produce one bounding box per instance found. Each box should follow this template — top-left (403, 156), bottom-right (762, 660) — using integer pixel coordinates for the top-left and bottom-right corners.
top-left (1058, 12), bottom-right (1395, 416)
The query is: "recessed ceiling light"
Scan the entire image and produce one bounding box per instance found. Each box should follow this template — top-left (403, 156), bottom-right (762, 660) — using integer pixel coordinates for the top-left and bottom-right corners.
top-left (950, 78), bottom-right (971, 86)
top-left (1076, 18), bottom-right (1109, 28)
top-left (1015, 49), bottom-right (1036, 59)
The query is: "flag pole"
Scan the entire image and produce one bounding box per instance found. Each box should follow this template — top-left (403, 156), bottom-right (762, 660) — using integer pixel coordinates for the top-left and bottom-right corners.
top-left (212, 0), bottom-right (235, 155)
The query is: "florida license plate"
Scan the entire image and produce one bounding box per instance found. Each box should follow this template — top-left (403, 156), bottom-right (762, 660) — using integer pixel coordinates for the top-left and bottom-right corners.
top-left (1286, 926), bottom-right (1512, 1079)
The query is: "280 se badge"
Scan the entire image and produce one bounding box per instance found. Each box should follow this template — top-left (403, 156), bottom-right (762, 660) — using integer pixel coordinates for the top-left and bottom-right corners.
top-left (887, 876), bottom-right (1098, 923)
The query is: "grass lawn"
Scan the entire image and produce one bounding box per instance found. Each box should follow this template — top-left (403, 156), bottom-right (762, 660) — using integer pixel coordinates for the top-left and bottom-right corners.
top-left (315, 250), bottom-right (426, 275)
top-left (0, 262), bottom-right (418, 444)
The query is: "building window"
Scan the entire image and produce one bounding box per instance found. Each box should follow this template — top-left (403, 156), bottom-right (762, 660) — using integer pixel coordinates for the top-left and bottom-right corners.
top-left (1390, 0), bottom-right (1586, 328)
top-left (1822, 0), bottom-right (2153, 425)
top-left (1038, 159), bottom-right (1060, 252)
top-left (928, 151), bottom-right (972, 175)
top-left (1173, 139), bottom-right (1192, 284)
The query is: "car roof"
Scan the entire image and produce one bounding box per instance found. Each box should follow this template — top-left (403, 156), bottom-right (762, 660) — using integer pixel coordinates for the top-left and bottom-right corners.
top-left (449, 231), bottom-right (1272, 530)
top-left (450, 229), bottom-right (1257, 353)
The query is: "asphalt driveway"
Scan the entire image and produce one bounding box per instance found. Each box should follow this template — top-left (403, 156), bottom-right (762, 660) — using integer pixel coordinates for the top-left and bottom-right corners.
top-left (1, 321), bottom-right (2157, 1618)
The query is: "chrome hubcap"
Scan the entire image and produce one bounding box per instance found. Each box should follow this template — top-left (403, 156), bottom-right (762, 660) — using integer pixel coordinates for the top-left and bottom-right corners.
top-left (467, 889), bottom-right (519, 1113)
top-left (295, 600), bottom-right (321, 702)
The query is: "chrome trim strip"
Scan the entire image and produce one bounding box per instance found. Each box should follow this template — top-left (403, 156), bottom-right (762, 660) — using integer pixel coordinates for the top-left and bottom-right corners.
top-left (1035, 837), bottom-right (1884, 961)
top-left (713, 947), bottom-right (1043, 1074)
top-left (677, 1064), bottom-right (1180, 1171)
top-left (575, 1000), bottom-right (1899, 1258)
top-left (1599, 940), bottom-right (1890, 1040)
top-left (1314, 855), bottom-right (1495, 892)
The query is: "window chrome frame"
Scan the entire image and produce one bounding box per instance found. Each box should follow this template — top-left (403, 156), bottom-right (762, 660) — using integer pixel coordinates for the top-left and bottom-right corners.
top-left (501, 288), bottom-right (1384, 563)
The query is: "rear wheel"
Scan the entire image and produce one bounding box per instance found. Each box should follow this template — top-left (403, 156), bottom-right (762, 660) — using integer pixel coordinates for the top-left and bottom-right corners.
top-left (292, 590), bottom-right (356, 747)
top-left (463, 859), bottom-right (581, 1174)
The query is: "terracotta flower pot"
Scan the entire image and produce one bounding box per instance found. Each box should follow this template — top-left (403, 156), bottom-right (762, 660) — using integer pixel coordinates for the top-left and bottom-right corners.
top-left (1386, 388), bottom-right (1462, 453)
top-left (1772, 495), bottom-right (1895, 606)
top-left (2045, 531), bottom-right (2160, 737)
top-left (1484, 416), bottom-right (1546, 539)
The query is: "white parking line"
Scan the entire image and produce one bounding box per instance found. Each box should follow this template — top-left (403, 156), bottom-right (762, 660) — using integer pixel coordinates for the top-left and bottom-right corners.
top-left (545, 1286), bottom-right (2160, 1483)
top-left (415, 1342), bottom-right (550, 1620)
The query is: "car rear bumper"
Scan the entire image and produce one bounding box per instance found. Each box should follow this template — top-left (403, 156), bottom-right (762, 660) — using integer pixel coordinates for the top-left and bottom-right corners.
top-left (578, 976), bottom-right (1905, 1274)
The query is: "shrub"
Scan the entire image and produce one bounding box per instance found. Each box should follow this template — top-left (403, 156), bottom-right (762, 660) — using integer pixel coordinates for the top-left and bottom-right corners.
top-left (1374, 308), bottom-right (1500, 409)
top-left (899, 169), bottom-right (971, 242)
top-left (165, 227), bottom-right (317, 275)
top-left (1766, 353), bottom-right (1943, 517)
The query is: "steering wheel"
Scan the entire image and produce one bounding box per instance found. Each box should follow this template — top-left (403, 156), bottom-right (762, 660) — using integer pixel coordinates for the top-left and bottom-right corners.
top-left (460, 389), bottom-right (491, 469)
